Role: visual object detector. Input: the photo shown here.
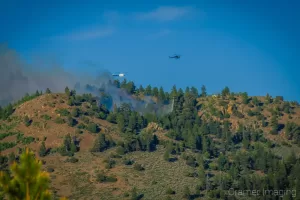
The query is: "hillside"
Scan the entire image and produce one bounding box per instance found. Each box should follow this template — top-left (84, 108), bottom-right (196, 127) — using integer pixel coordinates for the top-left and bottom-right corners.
top-left (1, 82), bottom-right (300, 200)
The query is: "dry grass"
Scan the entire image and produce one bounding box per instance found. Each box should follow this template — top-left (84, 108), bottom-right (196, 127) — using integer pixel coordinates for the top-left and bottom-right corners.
top-left (119, 146), bottom-right (200, 200)
top-left (42, 146), bottom-right (201, 200)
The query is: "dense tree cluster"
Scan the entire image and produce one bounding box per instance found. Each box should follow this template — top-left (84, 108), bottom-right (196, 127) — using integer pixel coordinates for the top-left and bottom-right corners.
top-left (0, 104), bottom-right (14, 120)
top-left (285, 122), bottom-right (300, 145)
top-left (58, 134), bottom-right (80, 156)
top-left (90, 133), bottom-right (115, 152)
top-left (116, 130), bottom-right (159, 154)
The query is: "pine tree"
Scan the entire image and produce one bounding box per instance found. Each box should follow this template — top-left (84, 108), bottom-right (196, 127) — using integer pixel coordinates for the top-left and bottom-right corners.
top-left (145, 85), bottom-right (152, 96)
top-left (158, 87), bottom-right (165, 102)
top-left (164, 150), bottom-right (170, 162)
top-left (116, 114), bottom-right (125, 132)
top-left (183, 186), bottom-right (191, 199)
top-left (113, 80), bottom-right (120, 88)
top-left (229, 92), bottom-right (235, 100)
top-left (265, 93), bottom-right (272, 104)
top-left (67, 98), bottom-right (74, 106)
top-left (0, 148), bottom-right (67, 200)
top-left (190, 87), bottom-right (199, 97)
top-left (120, 79), bottom-right (127, 88)
top-left (2, 104), bottom-right (14, 119)
top-left (70, 90), bottom-right (76, 97)
top-left (71, 108), bottom-right (79, 118)
top-left (152, 87), bottom-right (159, 97)
top-left (35, 90), bottom-right (40, 97)
top-left (170, 85), bottom-right (178, 98)
top-left (262, 118), bottom-right (267, 127)
top-left (90, 134), bottom-right (109, 152)
top-left (82, 119), bottom-right (95, 129)
top-left (201, 85), bottom-right (207, 97)
top-left (196, 154), bottom-right (204, 168)
top-left (252, 96), bottom-right (259, 106)
top-left (59, 134), bottom-right (74, 156)
top-left (70, 142), bottom-right (78, 154)
top-left (138, 85), bottom-right (144, 93)
top-left (65, 87), bottom-right (70, 97)
top-left (242, 131), bottom-right (250, 149)
top-left (286, 151), bottom-right (297, 171)
top-left (241, 92), bottom-right (249, 104)
top-left (125, 81), bottom-right (136, 94)
top-left (270, 115), bottom-right (279, 134)
top-left (0, 106), bottom-right (3, 120)
top-left (39, 141), bottom-right (47, 157)
top-left (24, 116), bottom-right (32, 127)
top-left (127, 113), bottom-right (137, 133)
top-left (221, 86), bottom-right (230, 98)
top-left (218, 153), bottom-right (228, 170)
top-left (67, 116), bottom-right (77, 127)
top-left (197, 166), bottom-right (205, 183)
top-left (45, 88), bottom-right (51, 94)
top-left (131, 187), bottom-right (139, 200)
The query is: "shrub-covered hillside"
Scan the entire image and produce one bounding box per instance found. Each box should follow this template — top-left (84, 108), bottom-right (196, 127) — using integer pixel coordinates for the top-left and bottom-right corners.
top-left (0, 80), bottom-right (300, 200)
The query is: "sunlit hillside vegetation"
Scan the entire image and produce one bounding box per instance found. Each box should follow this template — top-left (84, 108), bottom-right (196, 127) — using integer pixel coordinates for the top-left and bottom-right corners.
top-left (0, 80), bottom-right (300, 200)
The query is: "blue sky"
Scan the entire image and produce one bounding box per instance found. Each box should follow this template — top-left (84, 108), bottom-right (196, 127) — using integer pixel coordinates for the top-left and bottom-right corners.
top-left (1, 0), bottom-right (299, 101)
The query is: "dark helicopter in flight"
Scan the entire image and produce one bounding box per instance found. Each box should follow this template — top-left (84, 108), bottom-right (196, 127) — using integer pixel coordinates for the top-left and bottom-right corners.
top-left (169, 54), bottom-right (181, 59)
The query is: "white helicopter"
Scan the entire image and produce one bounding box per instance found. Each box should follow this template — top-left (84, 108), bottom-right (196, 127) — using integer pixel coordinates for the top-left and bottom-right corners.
top-left (112, 72), bottom-right (126, 77)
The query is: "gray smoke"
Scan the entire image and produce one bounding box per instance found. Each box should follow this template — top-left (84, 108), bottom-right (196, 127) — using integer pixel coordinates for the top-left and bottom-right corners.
top-left (0, 44), bottom-right (76, 105)
top-left (0, 44), bottom-right (173, 115)
top-left (76, 73), bottom-right (173, 115)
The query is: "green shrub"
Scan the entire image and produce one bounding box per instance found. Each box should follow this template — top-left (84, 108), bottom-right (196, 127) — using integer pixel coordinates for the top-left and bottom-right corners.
top-left (116, 146), bottom-right (125, 155)
top-left (77, 123), bottom-right (86, 129)
top-left (0, 142), bottom-right (17, 151)
top-left (219, 101), bottom-right (228, 107)
top-left (133, 163), bottom-right (144, 171)
top-left (0, 132), bottom-right (18, 140)
top-left (165, 188), bottom-right (175, 195)
top-left (80, 116), bottom-right (90, 124)
top-left (21, 136), bottom-right (35, 144)
top-left (47, 167), bottom-right (55, 172)
top-left (87, 123), bottom-right (100, 133)
top-left (123, 159), bottom-right (134, 165)
top-left (224, 113), bottom-right (230, 118)
top-left (67, 116), bottom-right (77, 127)
top-left (71, 108), bottom-right (80, 117)
top-left (16, 133), bottom-right (35, 144)
top-left (54, 117), bottom-right (65, 124)
top-left (65, 157), bottom-right (78, 163)
top-left (105, 159), bottom-right (116, 169)
top-left (75, 129), bottom-right (83, 134)
top-left (24, 116), bottom-right (32, 127)
top-left (55, 109), bottom-right (70, 116)
top-left (41, 114), bottom-right (51, 120)
top-left (96, 172), bottom-right (117, 183)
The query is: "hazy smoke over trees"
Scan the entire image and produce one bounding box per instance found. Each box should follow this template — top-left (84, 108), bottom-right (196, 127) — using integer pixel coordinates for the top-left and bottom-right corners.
top-left (0, 44), bottom-right (173, 115)
top-left (0, 44), bottom-right (76, 105)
